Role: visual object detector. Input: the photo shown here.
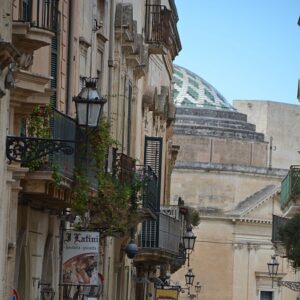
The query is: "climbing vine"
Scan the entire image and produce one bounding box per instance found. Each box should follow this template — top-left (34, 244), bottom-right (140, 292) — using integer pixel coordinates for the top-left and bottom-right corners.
top-left (25, 105), bottom-right (144, 234)
top-left (72, 118), bottom-right (143, 235)
top-left (23, 104), bottom-right (62, 185)
top-left (24, 104), bottom-right (52, 171)
top-left (279, 213), bottom-right (300, 269)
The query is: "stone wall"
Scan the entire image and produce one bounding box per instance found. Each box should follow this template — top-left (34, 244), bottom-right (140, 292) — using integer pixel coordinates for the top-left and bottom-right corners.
top-left (174, 135), bottom-right (268, 167)
top-left (234, 100), bottom-right (300, 169)
top-left (171, 167), bottom-right (284, 211)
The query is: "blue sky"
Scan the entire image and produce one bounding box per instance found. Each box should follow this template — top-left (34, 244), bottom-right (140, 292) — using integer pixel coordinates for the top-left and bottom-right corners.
top-left (174, 0), bottom-right (300, 104)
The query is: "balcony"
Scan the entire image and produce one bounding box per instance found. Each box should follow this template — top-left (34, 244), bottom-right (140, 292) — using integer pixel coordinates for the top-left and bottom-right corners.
top-left (135, 209), bottom-right (182, 265)
top-left (11, 69), bottom-right (51, 111)
top-left (12, 0), bottom-right (58, 52)
top-left (280, 165), bottom-right (300, 212)
top-left (20, 110), bottom-right (98, 211)
top-left (145, 4), bottom-right (181, 59)
top-left (116, 161), bottom-right (159, 222)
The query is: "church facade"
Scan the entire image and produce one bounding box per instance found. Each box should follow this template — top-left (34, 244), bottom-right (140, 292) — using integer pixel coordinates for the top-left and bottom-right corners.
top-left (170, 65), bottom-right (299, 300)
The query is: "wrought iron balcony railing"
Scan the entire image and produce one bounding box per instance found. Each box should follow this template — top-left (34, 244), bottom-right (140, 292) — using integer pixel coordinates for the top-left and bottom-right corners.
top-left (281, 165), bottom-right (300, 209)
top-left (138, 165), bottom-right (159, 212)
top-left (115, 152), bottom-right (136, 185)
top-left (22, 109), bottom-right (97, 187)
top-left (145, 3), bottom-right (181, 57)
top-left (49, 110), bottom-right (76, 179)
top-left (139, 211), bottom-right (182, 255)
top-left (114, 156), bottom-right (159, 211)
top-left (15, 0), bottom-right (59, 32)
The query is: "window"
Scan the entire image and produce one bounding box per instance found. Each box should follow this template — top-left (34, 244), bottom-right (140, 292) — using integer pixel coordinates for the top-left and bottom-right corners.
top-left (260, 291), bottom-right (273, 300)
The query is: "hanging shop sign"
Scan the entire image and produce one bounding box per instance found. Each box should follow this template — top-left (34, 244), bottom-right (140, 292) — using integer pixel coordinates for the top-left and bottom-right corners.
top-left (156, 288), bottom-right (178, 300)
top-left (62, 230), bottom-right (100, 285)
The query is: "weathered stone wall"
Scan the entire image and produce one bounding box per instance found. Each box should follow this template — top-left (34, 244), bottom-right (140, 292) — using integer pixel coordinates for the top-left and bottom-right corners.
top-left (234, 100), bottom-right (300, 169)
top-left (175, 107), bottom-right (265, 142)
top-left (174, 135), bottom-right (268, 167)
top-left (171, 167), bottom-right (284, 211)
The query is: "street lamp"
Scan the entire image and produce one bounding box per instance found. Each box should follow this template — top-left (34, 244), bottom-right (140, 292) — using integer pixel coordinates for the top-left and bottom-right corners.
top-left (267, 255), bottom-right (279, 288)
top-left (267, 255), bottom-right (279, 277)
top-left (195, 281), bottom-right (202, 295)
top-left (183, 226), bottom-right (196, 251)
top-left (6, 77), bottom-right (106, 164)
top-left (185, 268), bottom-right (195, 286)
top-left (73, 77), bottom-right (107, 128)
top-left (183, 226), bottom-right (196, 266)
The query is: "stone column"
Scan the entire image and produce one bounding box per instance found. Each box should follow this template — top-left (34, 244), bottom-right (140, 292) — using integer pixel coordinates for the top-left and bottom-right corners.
top-left (4, 166), bottom-right (27, 299)
top-left (0, 0), bottom-right (13, 298)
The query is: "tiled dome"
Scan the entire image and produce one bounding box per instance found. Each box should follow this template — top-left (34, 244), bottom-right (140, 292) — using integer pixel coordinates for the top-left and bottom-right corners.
top-left (173, 65), bottom-right (236, 111)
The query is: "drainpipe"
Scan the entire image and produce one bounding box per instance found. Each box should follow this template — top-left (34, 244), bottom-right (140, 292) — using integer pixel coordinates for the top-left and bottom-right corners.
top-left (66, 0), bottom-right (75, 115)
top-left (107, 0), bottom-right (115, 119)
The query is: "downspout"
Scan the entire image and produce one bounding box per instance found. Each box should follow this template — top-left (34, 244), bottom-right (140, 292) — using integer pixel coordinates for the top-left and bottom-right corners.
top-left (107, 0), bottom-right (115, 119)
top-left (66, 0), bottom-right (75, 115)
top-left (102, 2), bottom-right (115, 300)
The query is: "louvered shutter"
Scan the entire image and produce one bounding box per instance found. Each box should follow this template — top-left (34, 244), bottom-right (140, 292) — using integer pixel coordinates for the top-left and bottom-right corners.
top-left (141, 136), bottom-right (163, 248)
top-left (144, 136), bottom-right (162, 205)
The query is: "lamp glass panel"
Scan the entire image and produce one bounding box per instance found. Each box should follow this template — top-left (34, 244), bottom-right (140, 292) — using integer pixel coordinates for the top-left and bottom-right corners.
top-left (183, 233), bottom-right (196, 250)
top-left (76, 102), bottom-right (88, 126)
top-left (267, 257), bottom-right (279, 276)
top-left (88, 103), bottom-right (101, 127)
top-left (185, 271), bottom-right (195, 285)
top-left (195, 282), bottom-right (202, 293)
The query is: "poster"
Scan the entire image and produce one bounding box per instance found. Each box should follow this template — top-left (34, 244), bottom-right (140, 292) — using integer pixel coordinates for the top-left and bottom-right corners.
top-left (62, 230), bottom-right (100, 285)
top-left (156, 288), bottom-right (178, 300)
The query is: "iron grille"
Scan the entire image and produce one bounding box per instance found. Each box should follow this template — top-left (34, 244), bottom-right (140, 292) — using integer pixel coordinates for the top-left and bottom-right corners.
top-left (15, 0), bottom-right (59, 32)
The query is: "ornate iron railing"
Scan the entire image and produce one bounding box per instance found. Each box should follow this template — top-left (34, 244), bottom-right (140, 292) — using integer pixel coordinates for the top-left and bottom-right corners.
top-left (145, 4), bottom-right (164, 44)
top-left (281, 165), bottom-right (300, 208)
top-left (48, 110), bottom-right (76, 179)
top-left (144, 3), bottom-right (181, 58)
top-left (116, 153), bottom-right (136, 185)
top-left (136, 165), bottom-right (159, 212)
top-left (139, 211), bottom-right (181, 255)
top-left (15, 0), bottom-right (59, 32)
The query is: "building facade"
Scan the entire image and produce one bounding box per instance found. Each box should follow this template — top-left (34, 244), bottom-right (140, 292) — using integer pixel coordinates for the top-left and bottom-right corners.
top-left (0, 0), bottom-right (183, 299)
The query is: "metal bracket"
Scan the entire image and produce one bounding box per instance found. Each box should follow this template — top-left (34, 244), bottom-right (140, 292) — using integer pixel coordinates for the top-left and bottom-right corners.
top-left (6, 136), bottom-right (75, 164)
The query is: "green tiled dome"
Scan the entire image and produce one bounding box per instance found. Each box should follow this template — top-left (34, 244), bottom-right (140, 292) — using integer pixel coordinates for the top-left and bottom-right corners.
top-left (173, 65), bottom-right (235, 111)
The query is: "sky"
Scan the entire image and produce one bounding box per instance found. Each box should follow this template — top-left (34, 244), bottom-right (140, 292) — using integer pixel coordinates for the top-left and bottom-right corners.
top-left (174, 0), bottom-right (300, 105)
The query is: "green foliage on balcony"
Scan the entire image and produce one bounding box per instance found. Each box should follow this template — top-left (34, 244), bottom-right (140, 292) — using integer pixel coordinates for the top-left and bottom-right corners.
top-left (279, 213), bottom-right (300, 269)
top-left (281, 166), bottom-right (300, 209)
top-left (72, 119), bottom-right (144, 236)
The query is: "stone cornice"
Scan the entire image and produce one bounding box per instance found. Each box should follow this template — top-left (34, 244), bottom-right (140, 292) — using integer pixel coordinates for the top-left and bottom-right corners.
top-left (174, 161), bottom-right (288, 177)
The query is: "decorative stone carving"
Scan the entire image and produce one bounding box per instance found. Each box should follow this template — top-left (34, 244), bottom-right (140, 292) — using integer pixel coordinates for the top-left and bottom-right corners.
top-left (142, 86), bottom-right (157, 110)
top-left (16, 52), bottom-right (33, 70)
top-left (155, 86), bottom-right (169, 117)
top-left (5, 63), bottom-right (16, 89)
top-left (115, 3), bottom-right (134, 42)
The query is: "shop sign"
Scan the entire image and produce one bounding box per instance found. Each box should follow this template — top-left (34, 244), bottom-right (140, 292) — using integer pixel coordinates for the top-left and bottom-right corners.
top-left (62, 230), bottom-right (100, 285)
top-left (156, 288), bottom-right (178, 300)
